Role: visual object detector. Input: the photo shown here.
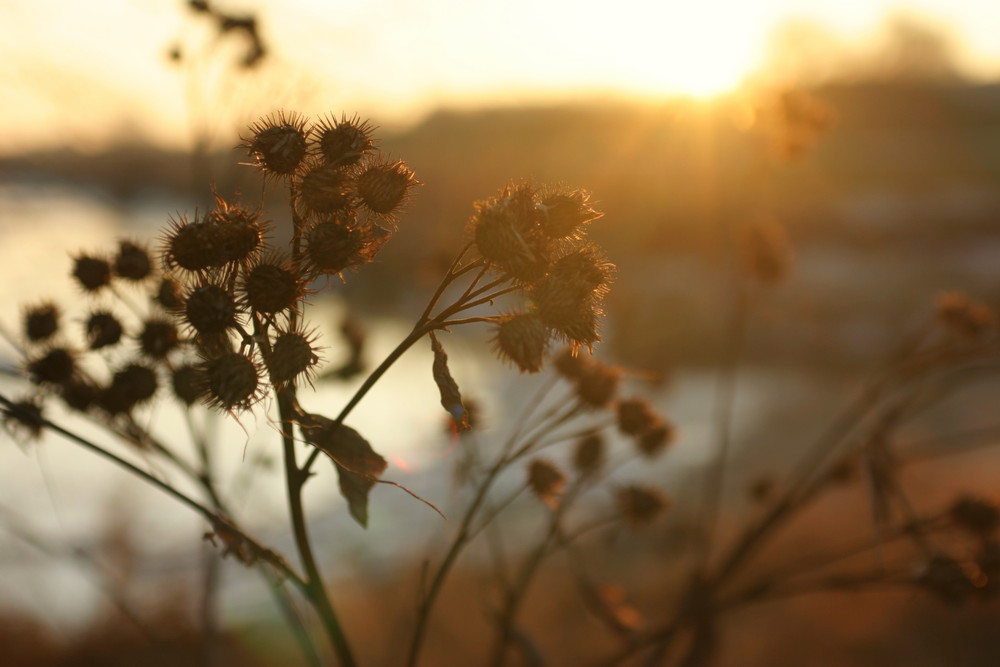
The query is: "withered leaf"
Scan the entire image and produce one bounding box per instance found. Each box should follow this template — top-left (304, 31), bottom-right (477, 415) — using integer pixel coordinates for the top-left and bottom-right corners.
top-left (430, 332), bottom-right (468, 430)
top-left (297, 411), bottom-right (387, 527)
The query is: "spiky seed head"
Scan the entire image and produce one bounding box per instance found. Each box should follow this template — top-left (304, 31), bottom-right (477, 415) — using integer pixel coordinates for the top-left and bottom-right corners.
top-left (573, 433), bottom-right (605, 477)
top-left (492, 312), bottom-right (551, 373)
top-left (245, 111), bottom-right (309, 176)
top-left (24, 303), bottom-right (59, 342)
top-left (242, 260), bottom-right (305, 315)
top-left (72, 254), bottom-right (112, 292)
top-left (155, 277), bottom-right (184, 310)
top-left (356, 159), bottom-right (416, 218)
top-left (575, 360), bottom-right (621, 409)
top-left (527, 458), bottom-right (566, 507)
top-left (617, 485), bottom-right (669, 525)
top-left (316, 114), bottom-right (375, 166)
top-left (298, 163), bottom-right (355, 216)
top-left (2, 398), bottom-right (45, 440)
top-left (85, 311), bottom-right (124, 349)
top-left (304, 217), bottom-right (388, 276)
top-left (616, 398), bottom-right (659, 436)
top-left (139, 319), bottom-right (180, 359)
top-left (26, 347), bottom-right (76, 386)
top-left (172, 364), bottom-right (204, 406)
top-left (266, 330), bottom-right (320, 387)
top-left (537, 187), bottom-right (602, 238)
top-left (59, 379), bottom-right (99, 412)
top-left (102, 363), bottom-right (158, 414)
top-left (550, 247), bottom-right (615, 295)
top-left (163, 216), bottom-right (215, 272)
top-left (202, 352), bottom-right (261, 411)
top-left (637, 421), bottom-right (675, 458)
top-left (552, 346), bottom-right (593, 380)
top-left (115, 240), bottom-right (152, 281)
top-left (208, 200), bottom-right (266, 267)
top-left (185, 284), bottom-right (238, 335)
top-left (471, 183), bottom-right (550, 283)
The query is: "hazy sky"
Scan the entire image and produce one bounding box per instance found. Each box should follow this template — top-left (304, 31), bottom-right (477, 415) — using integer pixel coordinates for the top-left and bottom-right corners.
top-left (2, 0), bottom-right (1000, 153)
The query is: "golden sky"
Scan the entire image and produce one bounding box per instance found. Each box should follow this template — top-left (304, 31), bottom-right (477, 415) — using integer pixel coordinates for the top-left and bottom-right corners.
top-left (2, 0), bottom-right (1000, 153)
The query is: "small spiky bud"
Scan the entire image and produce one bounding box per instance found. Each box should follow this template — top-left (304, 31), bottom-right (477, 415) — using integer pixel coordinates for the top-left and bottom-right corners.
top-left (492, 312), bottom-right (551, 373)
top-left (244, 111), bottom-right (309, 177)
top-left (573, 433), bottom-right (605, 477)
top-left (242, 257), bottom-right (306, 315)
top-left (155, 277), bottom-right (184, 310)
top-left (537, 186), bottom-right (602, 239)
top-left (637, 421), bottom-right (676, 458)
top-left (2, 398), bottom-right (45, 440)
top-left (617, 485), bottom-right (669, 525)
top-left (172, 364), bottom-right (204, 406)
top-left (86, 311), bottom-right (124, 349)
top-left (72, 254), bottom-right (112, 292)
top-left (201, 352), bottom-right (262, 411)
top-left (266, 330), bottom-right (320, 387)
top-left (297, 162), bottom-right (355, 216)
top-left (356, 159), bottom-right (417, 219)
top-left (316, 114), bottom-right (375, 166)
top-left (184, 283), bottom-right (238, 335)
top-left (24, 303), bottom-right (59, 343)
top-left (616, 398), bottom-right (659, 437)
top-left (471, 183), bottom-right (550, 283)
top-left (115, 240), bottom-right (152, 281)
top-left (27, 347), bottom-right (76, 386)
top-left (139, 319), bottom-right (180, 359)
top-left (304, 217), bottom-right (389, 276)
top-left (208, 199), bottom-right (266, 267)
top-left (527, 458), bottom-right (566, 508)
top-left (102, 363), bottom-right (158, 414)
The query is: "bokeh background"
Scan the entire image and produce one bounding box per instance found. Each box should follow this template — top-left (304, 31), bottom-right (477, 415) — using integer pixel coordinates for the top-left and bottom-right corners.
top-left (3, 1), bottom-right (1000, 665)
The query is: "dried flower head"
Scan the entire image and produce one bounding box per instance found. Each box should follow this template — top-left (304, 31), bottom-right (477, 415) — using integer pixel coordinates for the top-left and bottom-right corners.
top-left (172, 363), bottom-right (204, 406)
top-left (315, 114), bottom-right (375, 166)
top-left (537, 186), bottom-right (603, 239)
top-left (241, 256), bottom-right (306, 315)
top-left (265, 329), bottom-right (321, 388)
top-left (492, 312), bottom-right (551, 373)
top-left (304, 216), bottom-right (389, 277)
top-left (207, 199), bottom-right (266, 268)
top-left (617, 485), bottom-right (669, 525)
top-left (527, 458), bottom-right (567, 508)
top-left (155, 277), bottom-right (184, 310)
top-left (24, 303), bottom-right (59, 343)
top-left (83, 311), bottom-right (123, 350)
top-left (139, 319), bottom-right (180, 359)
top-left (162, 215), bottom-right (215, 273)
top-left (183, 282), bottom-right (239, 336)
top-left (573, 433), bottom-right (605, 477)
top-left (114, 240), bottom-right (153, 282)
top-left (617, 398), bottom-right (660, 437)
top-left (297, 162), bottom-right (355, 217)
top-left (935, 291), bottom-right (995, 339)
top-left (356, 159), bottom-right (417, 222)
top-left (101, 363), bottom-right (158, 414)
top-left (26, 347), bottom-right (77, 386)
top-left (471, 183), bottom-right (551, 283)
top-left (574, 359), bottom-right (621, 409)
top-left (244, 111), bottom-right (309, 177)
top-left (637, 421), bottom-right (676, 458)
top-left (72, 254), bottom-right (113, 292)
top-left (201, 351), bottom-right (262, 411)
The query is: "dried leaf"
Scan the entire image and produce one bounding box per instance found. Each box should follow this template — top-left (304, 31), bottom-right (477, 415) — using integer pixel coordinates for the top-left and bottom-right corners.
top-left (430, 332), bottom-right (468, 430)
top-left (298, 412), bottom-right (387, 527)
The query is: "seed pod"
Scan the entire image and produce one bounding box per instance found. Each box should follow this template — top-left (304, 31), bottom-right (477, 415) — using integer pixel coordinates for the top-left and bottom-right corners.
top-left (537, 186), bottom-right (602, 239)
top-left (244, 111), bottom-right (309, 177)
top-left (23, 303), bottom-right (59, 343)
top-left (86, 311), bottom-right (124, 349)
top-left (208, 200), bottom-right (266, 267)
top-left (471, 183), bottom-right (550, 283)
top-left (183, 282), bottom-right (238, 336)
top-left (155, 277), bottom-right (184, 310)
top-left (265, 329), bottom-right (320, 388)
top-left (139, 319), bottom-right (180, 359)
top-left (492, 312), bottom-right (551, 374)
top-left (315, 114), bottom-right (375, 166)
top-left (573, 433), bottom-right (605, 477)
top-left (162, 215), bottom-right (215, 272)
top-left (616, 398), bottom-right (659, 437)
top-left (304, 216), bottom-right (389, 276)
top-left (115, 240), bottom-right (152, 281)
top-left (297, 162), bottom-right (355, 216)
top-left (102, 363), bottom-right (158, 414)
top-left (616, 485), bottom-right (669, 525)
top-left (172, 363), bottom-right (204, 406)
top-left (356, 159), bottom-right (416, 219)
top-left (201, 352), bottom-right (261, 411)
top-left (242, 257), bottom-right (306, 315)
top-left (527, 458), bottom-right (566, 508)
top-left (574, 360), bottom-right (621, 409)
top-left (59, 379), bottom-right (100, 412)
top-left (637, 421), bottom-right (675, 458)
top-left (72, 254), bottom-right (112, 292)
top-left (26, 347), bottom-right (76, 386)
